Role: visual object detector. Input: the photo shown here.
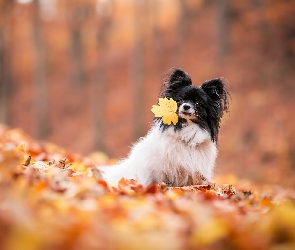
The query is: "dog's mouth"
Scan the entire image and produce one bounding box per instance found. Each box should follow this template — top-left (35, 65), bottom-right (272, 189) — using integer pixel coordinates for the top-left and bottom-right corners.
top-left (178, 111), bottom-right (200, 126)
top-left (179, 111), bottom-right (195, 119)
top-left (180, 111), bottom-right (192, 116)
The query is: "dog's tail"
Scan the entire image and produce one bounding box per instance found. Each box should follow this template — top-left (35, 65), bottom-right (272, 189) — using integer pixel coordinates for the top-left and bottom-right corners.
top-left (99, 161), bottom-right (131, 186)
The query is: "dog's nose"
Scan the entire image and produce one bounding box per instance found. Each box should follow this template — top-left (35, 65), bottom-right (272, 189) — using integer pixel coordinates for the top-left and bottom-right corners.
top-left (183, 104), bottom-right (191, 110)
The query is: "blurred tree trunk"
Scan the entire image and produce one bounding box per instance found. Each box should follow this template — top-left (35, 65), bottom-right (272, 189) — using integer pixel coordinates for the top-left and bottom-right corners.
top-left (32, 0), bottom-right (49, 139)
top-left (93, 4), bottom-right (112, 152)
top-left (253, 0), bottom-right (271, 80)
top-left (0, 29), bottom-right (6, 124)
top-left (175, 0), bottom-right (190, 65)
top-left (216, 0), bottom-right (229, 59)
top-left (70, 4), bottom-right (85, 86)
top-left (254, 0), bottom-right (268, 35)
top-left (150, 0), bottom-right (164, 74)
top-left (0, 0), bottom-right (13, 125)
top-left (131, 0), bottom-right (146, 139)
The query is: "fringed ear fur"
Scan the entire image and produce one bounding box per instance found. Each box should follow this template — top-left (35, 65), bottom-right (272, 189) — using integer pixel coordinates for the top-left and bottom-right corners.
top-left (159, 68), bottom-right (192, 98)
top-left (201, 78), bottom-right (229, 118)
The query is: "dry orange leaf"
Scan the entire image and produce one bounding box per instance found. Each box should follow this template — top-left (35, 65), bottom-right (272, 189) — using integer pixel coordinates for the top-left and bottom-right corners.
top-left (151, 97), bottom-right (178, 125)
top-left (1, 125), bottom-right (295, 250)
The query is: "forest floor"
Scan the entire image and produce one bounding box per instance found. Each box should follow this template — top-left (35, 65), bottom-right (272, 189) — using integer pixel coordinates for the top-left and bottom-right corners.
top-left (0, 124), bottom-right (295, 250)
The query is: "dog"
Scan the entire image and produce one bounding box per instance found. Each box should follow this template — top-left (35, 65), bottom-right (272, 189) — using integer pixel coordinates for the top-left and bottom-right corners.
top-left (100, 68), bottom-right (229, 187)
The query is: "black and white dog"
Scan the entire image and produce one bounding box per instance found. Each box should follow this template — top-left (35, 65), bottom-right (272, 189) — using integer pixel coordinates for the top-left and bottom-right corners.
top-left (101, 68), bottom-right (229, 187)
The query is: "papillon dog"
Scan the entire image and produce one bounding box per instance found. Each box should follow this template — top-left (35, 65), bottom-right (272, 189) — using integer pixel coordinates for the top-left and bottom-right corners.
top-left (100, 68), bottom-right (229, 187)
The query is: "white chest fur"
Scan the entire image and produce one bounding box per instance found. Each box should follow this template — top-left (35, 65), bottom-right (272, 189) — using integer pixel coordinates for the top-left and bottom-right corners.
top-left (101, 123), bottom-right (217, 187)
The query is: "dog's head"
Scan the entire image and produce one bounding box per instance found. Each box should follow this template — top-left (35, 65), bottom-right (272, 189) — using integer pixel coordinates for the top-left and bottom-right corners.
top-left (158, 68), bottom-right (229, 142)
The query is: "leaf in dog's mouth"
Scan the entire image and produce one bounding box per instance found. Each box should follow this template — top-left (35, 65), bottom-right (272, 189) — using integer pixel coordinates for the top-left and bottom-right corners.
top-left (151, 97), bottom-right (179, 125)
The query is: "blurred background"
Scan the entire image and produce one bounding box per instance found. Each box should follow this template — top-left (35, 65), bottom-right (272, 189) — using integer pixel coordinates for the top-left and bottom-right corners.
top-left (0, 0), bottom-right (295, 186)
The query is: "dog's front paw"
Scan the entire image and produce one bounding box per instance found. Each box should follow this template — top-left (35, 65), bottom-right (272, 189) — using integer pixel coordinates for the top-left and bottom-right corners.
top-left (194, 171), bottom-right (209, 185)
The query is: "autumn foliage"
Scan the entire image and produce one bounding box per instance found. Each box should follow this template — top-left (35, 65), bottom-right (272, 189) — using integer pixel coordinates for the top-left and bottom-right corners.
top-left (1, 1), bottom-right (295, 248)
top-left (0, 124), bottom-right (295, 250)
top-left (0, 0), bottom-right (295, 188)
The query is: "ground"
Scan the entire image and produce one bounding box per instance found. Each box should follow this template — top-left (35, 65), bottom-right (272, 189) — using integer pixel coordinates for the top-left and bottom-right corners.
top-left (0, 124), bottom-right (295, 250)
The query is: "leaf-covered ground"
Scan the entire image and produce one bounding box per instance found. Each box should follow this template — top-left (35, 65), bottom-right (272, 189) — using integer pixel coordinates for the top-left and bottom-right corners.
top-left (0, 124), bottom-right (295, 250)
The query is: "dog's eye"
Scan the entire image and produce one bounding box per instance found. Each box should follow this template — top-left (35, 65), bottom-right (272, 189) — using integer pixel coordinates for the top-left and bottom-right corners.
top-left (177, 99), bottom-right (183, 104)
top-left (195, 102), bottom-right (202, 108)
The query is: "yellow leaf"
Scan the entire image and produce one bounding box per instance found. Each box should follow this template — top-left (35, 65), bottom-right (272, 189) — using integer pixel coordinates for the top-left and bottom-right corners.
top-left (68, 162), bottom-right (87, 173)
top-left (15, 143), bottom-right (25, 154)
top-left (151, 98), bottom-right (178, 125)
top-left (190, 217), bottom-right (228, 246)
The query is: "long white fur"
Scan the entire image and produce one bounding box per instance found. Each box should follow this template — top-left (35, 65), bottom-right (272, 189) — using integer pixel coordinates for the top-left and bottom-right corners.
top-left (100, 119), bottom-right (217, 187)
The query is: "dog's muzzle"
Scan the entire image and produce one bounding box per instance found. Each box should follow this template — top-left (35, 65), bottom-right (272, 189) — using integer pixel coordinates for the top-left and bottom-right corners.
top-left (178, 103), bottom-right (195, 119)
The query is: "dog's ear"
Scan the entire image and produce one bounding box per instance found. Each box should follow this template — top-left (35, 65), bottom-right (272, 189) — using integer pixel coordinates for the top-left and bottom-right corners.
top-left (201, 78), bottom-right (229, 117)
top-left (159, 68), bottom-right (192, 98)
